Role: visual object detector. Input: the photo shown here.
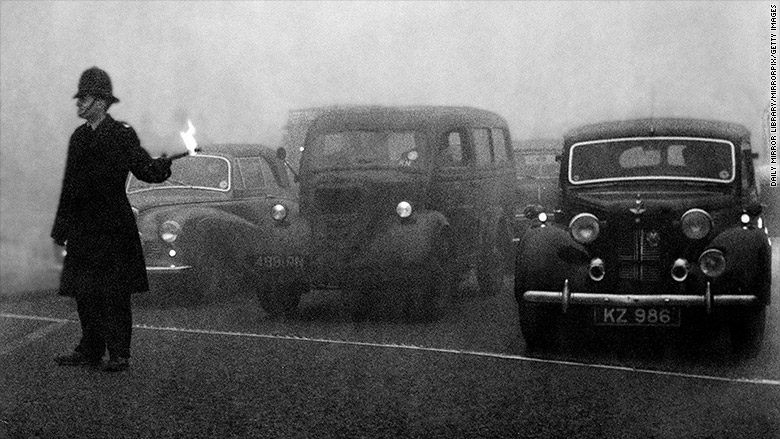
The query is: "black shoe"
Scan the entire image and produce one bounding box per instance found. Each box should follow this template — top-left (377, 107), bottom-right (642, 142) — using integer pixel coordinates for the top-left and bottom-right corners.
top-left (55, 351), bottom-right (102, 367)
top-left (102, 357), bottom-right (129, 372)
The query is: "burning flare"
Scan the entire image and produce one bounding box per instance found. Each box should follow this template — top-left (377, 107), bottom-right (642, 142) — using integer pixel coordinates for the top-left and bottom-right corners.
top-left (179, 119), bottom-right (198, 156)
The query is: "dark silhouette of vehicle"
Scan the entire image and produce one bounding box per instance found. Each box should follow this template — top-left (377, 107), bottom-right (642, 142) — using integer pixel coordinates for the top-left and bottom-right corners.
top-left (512, 139), bottom-right (561, 242)
top-left (126, 144), bottom-right (302, 302)
top-left (515, 118), bottom-right (773, 356)
top-left (269, 106), bottom-right (517, 320)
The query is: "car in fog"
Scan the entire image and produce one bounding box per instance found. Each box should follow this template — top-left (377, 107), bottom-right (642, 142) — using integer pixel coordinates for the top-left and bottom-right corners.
top-left (512, 139), bottom-right (561, 241)
top-left (515, 118), bottom-right (773, 356)
top-left (126, 144), bottom-right (303, 301)
top-left (267, 106), bottom-right (517, 319)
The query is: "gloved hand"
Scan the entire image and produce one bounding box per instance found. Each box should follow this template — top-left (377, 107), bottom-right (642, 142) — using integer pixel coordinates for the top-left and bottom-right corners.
top-left (155, 155), bottom-right (173, 179)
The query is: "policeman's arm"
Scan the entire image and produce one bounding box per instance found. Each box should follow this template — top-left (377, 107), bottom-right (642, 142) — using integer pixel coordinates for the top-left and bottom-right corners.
top-left (124, 125), bottom-right (172, 183)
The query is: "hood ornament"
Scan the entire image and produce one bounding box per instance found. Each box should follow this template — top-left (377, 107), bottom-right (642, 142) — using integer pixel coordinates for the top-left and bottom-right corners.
top-left (629, 195), bottom-right (646, 216)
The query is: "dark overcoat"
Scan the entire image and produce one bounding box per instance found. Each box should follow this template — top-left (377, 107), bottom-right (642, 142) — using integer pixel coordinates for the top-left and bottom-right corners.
top-left (51, 115), bottom-right (171, 296)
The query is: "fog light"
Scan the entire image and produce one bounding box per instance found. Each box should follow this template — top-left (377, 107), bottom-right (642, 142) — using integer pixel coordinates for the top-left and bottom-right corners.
top-left (589, 258), bottom-right (605, 281)
top-left (396, 201), bottom-right (412, 218)
top-left (699, 249), bottom-right (726, 278)
top-left (671, 258), bottom-right (689, 282)
top-left (271, 204), bottom-right (287, 221)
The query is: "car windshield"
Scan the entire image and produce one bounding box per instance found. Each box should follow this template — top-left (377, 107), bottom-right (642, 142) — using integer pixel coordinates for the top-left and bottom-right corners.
top-left (305, 130), bottom-right (425, 169)
top-left (126, 155), bottom-right (231, 194)
top-left (568, 137), bottom-right (735, 185)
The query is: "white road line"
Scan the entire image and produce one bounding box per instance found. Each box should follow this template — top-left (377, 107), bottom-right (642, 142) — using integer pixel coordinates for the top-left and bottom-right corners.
top-left (2, 312), bottom-right (779, 386)
top-left (0, 318), bottom-right (69, 356)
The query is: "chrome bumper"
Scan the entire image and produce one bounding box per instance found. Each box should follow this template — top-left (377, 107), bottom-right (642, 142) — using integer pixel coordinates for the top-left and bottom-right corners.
top-left (523, 279), bottom-right (759, 314)
top-left (146, 265), bottom-right (193, 273)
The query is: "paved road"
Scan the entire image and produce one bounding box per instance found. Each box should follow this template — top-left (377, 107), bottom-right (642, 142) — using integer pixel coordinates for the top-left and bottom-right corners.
top-left (1, 245), bottom-right (778, 438)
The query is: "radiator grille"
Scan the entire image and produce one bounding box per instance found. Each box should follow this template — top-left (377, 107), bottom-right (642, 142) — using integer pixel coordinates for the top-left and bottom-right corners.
top-left (616, 228), bottom-right (662, 281)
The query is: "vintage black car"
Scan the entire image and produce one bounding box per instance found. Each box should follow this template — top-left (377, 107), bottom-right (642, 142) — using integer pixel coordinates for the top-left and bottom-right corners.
top-left (515, 118), bottom-right (773, 356)
top-left (269, 105), bottom-right (517, 319)
top-left (126, 144), bottom-right (304, 301)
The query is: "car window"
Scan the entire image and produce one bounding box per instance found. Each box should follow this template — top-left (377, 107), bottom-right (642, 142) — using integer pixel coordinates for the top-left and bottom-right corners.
top-left (491, 128), bottom-right (509, 163)
top-left (236, 157), bottom-right (268, 189)
top-left (442, 131), bottom-right (465, 166)
top-left (472, 128), bottom-right (492, 165)
top-left (127, 155), bottom-right (231, 193)
top-left (569, 138), bottom-right (735, 184)
top-left (309, 130), bottom-right (424, 168)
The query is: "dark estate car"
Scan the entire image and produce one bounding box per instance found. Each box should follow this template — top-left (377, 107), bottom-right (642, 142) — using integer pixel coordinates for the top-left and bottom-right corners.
top-left (515, 118), bottom-right (773, 356)
top-left (126, 144), bottom-right (302, 301)
top-left (267, 106), bottom-right (517, 319)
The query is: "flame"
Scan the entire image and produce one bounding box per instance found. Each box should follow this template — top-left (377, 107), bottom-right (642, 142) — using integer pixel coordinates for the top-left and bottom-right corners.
top-left (179, 119), bottom-right (198, 155)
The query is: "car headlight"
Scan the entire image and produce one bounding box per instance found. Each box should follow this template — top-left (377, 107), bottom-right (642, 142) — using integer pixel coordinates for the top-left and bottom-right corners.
top-left (271, 204), bottom-right (288, 222)
top-left (569, 213), bottom-right (600, 244)
top-left (699, 249), bottom-right (726, 278)
top-left (160, 220), bottom-right (181, 243)
top-left (681, 208), bottom-right (712, 240)
top-left (396, 201), bottom-right (412, 218)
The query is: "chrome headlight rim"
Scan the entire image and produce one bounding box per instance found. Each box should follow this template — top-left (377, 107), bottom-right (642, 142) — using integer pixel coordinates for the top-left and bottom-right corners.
top-left (681, 208), bottom-right (712, 240)
top-left (160, 220), bottom-right (181, 243)
top-left (698, 248), bottom-right (726, 278)
top-left (569, 213), bottom-right (600, 244)
top-left (271, 204), bottom-right (288, 222)
top-left (396, 201), bottom-right (412, 218)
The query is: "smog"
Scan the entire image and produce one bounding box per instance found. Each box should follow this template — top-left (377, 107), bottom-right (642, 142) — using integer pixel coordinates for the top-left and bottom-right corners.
top-left (0, 2), bottom-right (773, 294)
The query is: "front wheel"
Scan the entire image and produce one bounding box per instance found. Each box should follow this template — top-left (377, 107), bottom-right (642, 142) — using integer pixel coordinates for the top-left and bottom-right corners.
top-left (518, 301), bottom-right (559, 353)
top-left (260, 280), bottom-right (306, 319)
top-left (476, 239), bottom-right (504, 297)
top-left (192, 249), bottom-right (232, 303)
top-left (404, 261), bottom-right (452, 323)
top-left (729, 307), bottom-right (767, 358)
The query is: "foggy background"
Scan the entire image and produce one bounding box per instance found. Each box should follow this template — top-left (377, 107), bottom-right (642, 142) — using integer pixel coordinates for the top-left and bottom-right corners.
top-left (0, 1), bottom-right (773, 294)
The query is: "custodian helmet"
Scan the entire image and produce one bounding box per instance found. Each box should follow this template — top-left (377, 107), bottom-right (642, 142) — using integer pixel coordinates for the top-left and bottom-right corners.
top-left (73, 66), bottom-right (119, 103)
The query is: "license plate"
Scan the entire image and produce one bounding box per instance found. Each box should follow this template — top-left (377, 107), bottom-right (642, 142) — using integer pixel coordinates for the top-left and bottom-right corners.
top-left (593, 306), bottom-right (680, 327)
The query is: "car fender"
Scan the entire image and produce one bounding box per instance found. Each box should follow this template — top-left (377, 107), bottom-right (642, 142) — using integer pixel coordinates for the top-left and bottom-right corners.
top-left (708, 226), bottom-right (773, 304)
top-left (515, 225), bottom-right (590, 298)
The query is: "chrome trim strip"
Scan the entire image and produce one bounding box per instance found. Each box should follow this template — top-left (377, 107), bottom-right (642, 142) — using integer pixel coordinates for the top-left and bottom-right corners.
top-left (568, 136), bottom-right (736, 185)
top-left (146, 265), bottom-right (193, 272)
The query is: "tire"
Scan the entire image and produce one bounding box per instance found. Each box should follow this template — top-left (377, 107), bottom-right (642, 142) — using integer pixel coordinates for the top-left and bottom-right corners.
top-left (192, 250), bottom-right (231, 303)
top-left (729, 306), bottom-right (767, 358)
top-left (518, 300), bottom-right (559, 352)
top-left (405, 260), bottom-right (452, 323)
top-left (476, 234), bottom-right (504, 297)
top-left (260, 280), bottom-right (305, 319)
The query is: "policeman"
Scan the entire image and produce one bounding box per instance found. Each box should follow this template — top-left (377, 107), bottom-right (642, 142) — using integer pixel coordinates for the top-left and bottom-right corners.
top-left (52, 67), bottom-right (172, 372)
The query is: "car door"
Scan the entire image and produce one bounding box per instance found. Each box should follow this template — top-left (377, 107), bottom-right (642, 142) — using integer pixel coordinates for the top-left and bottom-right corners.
top-left (429, 129), bottom-right (483, 270)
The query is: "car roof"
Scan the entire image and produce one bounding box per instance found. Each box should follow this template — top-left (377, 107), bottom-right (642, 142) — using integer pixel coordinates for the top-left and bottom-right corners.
top-left (564, 118), bottom-right (751, 146)
top-left (305, 105), bottom-right (510, 134)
